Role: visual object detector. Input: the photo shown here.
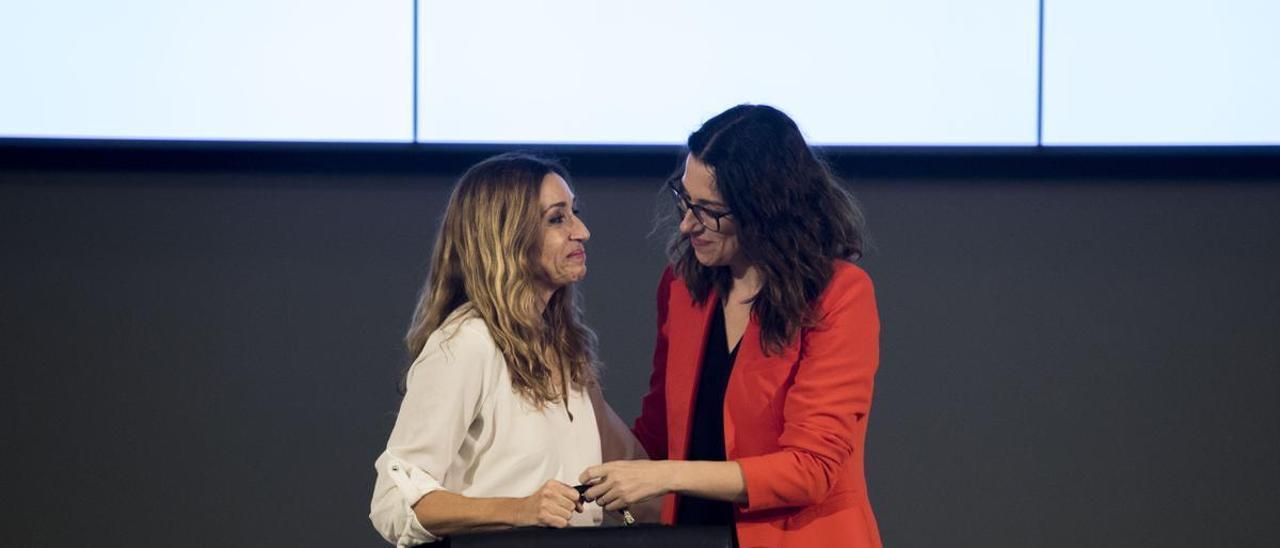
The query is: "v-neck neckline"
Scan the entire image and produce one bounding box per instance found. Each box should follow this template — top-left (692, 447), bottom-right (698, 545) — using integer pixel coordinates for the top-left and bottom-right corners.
top-left (713, 299), bottom-right (744, 357)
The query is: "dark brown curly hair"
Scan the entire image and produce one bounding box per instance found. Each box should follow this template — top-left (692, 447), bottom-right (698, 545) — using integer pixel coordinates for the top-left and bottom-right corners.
top-left (666, 104), bottom-right (867, 355)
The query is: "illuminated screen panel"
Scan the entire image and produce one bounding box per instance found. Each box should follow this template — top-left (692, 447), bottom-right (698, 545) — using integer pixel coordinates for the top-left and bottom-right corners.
top-left (417, 0), bottom-right (1039, 145)
top-left (1042, 0), bottom-right (1280, 145)
top-left (0, 1), bottom-right (412, 142)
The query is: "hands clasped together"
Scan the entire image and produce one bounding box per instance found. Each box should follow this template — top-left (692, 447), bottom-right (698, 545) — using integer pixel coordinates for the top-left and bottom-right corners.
top-left (579, 460), bottom-right (672, 512)
top-left (516, 460), bottom-right (671, 528)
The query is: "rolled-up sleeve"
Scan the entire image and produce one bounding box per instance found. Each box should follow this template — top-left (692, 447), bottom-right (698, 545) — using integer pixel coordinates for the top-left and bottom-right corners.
top-left (370, 452), bottom-right (445, 546)
top-left (369, 321), bottom-right (494, 546)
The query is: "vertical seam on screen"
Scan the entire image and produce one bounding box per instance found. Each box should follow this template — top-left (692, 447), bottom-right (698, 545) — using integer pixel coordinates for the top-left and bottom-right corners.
top-left (1036, 0), bottom-right (1045, 146)
top-left (412, 0), bottom-right (419, 143)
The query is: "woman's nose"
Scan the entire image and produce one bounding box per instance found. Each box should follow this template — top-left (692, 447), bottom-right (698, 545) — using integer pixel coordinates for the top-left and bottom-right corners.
top-left (678, 208), bottom-right (701, 234)
top-left (573, 216), bottom-right (590, 241)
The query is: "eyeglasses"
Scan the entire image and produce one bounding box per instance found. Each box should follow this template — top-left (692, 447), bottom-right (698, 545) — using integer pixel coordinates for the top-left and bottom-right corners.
top-left (666, 177), bottom-right (732, 232)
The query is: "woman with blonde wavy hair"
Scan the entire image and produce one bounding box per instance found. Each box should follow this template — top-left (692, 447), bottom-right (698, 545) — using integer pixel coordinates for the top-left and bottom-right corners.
top-left (369, 153), bottom-right (644, 546)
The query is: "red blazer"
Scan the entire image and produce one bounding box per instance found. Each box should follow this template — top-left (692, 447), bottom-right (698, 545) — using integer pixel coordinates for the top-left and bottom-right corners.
top-left (632, 261), bottom-right (881, 548)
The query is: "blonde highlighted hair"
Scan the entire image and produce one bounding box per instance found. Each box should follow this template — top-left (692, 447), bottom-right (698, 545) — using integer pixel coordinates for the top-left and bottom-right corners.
top-left (404, 153), bottom-right (598, 406)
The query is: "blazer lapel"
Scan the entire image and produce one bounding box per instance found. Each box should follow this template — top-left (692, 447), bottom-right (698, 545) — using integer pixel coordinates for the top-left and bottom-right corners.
top-left (722, 312), bottom-right (761, 457)
top-left (667, 289), bottom-right (718, 461)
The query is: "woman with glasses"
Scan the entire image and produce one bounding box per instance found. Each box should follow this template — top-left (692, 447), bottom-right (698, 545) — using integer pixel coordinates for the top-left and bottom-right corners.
top-left (369, 153), bottom-right (647, 546)
top-left (580, 105), bottom-right (882, 547)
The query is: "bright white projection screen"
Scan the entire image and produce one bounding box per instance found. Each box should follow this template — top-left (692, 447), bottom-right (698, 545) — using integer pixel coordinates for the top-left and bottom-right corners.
top-left (1, 1), bottom-right (1276, 145)
top-left (1042, 0), bottom-right (1280, 145)
top-left (416, 0), bottom-right (1039, 145)
top-left (0, 1), bottom-right (413, 142)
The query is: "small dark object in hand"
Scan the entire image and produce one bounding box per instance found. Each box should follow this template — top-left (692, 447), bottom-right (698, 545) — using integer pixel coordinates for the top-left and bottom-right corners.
top-left (573, 483), bottom-right (635, 526)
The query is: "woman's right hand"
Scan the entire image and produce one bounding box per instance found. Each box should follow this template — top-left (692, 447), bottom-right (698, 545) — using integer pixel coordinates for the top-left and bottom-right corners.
top-left (514, 479), bottom-right (582, 528)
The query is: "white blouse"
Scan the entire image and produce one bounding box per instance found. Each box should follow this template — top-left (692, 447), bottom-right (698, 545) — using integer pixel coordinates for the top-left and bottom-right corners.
top-left (369, 309), bottom-right (604, 546)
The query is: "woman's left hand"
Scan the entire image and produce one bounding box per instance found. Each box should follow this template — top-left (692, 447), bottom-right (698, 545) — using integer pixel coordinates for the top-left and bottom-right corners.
top-left (579, 460), bottom-right (676, 512)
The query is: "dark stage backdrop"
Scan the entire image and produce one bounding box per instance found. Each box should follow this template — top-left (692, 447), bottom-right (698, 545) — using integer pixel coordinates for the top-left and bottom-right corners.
top-left (2, 159), bottom-right (1278, 547)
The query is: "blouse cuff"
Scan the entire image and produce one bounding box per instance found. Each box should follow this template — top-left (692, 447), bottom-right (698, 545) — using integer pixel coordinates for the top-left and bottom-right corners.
top-left (384, 456), bottom-right (445, 545)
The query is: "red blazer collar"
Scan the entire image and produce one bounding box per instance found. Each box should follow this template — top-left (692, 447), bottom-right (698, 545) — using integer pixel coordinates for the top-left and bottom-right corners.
top-left (665, 289), bottom-right (714, 461)
top-left (666, 289), bottom-right (768, 459)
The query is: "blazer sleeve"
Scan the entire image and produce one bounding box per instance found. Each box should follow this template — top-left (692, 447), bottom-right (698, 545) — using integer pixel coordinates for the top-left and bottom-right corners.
top-left (631, 267), bottom-right (674, 459)
top-left (737, 266), bottom-right (880, 511)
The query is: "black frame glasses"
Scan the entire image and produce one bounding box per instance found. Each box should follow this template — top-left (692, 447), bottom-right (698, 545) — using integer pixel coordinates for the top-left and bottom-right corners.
top-left (666, 177), bottom-right (732, 232)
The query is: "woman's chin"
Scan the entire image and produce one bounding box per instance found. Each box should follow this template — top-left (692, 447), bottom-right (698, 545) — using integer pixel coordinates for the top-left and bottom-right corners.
top-left (559, 267), bottom-right (587, 285)
top-left (693, 249), bottom-right (723, 267)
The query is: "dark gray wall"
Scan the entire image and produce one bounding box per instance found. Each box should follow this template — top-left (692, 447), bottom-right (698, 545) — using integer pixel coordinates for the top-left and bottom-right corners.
top-left (2, 166), bottom-right (1278, 547)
